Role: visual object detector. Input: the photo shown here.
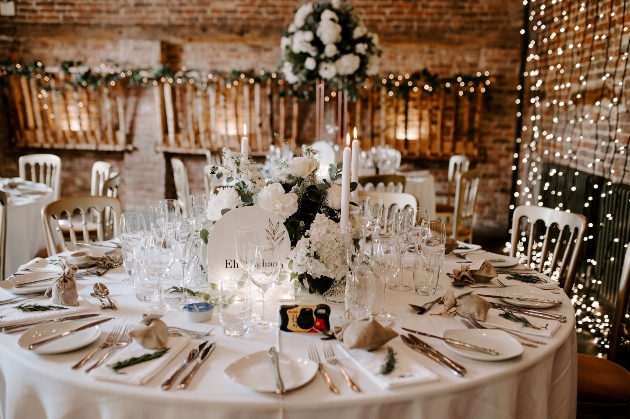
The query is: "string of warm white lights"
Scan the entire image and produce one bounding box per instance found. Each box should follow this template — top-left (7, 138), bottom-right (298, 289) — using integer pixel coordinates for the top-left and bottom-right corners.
top-left (513, 0), bottom-right (630, 354)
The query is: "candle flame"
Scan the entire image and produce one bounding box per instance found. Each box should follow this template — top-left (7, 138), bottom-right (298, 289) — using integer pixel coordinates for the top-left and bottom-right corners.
top-left (243, 123), bottom-right (247, 136)
top-left (346, 133), bottom-right (351, 147)
top-left (353, 127), bottom-right (357, 140)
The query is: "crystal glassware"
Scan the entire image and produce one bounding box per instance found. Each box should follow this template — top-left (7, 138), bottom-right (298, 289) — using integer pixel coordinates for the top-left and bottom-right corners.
top-left (149, 204), bottom-right (168, 232)
top-left (144, 230), bottom-right (177, 313)
top-left (218, 280), bottom-right (252, 337)
top-left (158, 199), bottom-right (181, 230)
top-left (119, 212), bottom-right (146, 285)
top-left (173, 219), bottom-right (195, 304)
top-left (235, 228), bottom-right (257, 283)
top-left (371, 234), bottom-right (400, 321)
top-left (249, 245), bottom-right (280, 332)
top-left (390, 208), bottom-right (414, 292)
top-left (416, 219), bottom-right (446, 296)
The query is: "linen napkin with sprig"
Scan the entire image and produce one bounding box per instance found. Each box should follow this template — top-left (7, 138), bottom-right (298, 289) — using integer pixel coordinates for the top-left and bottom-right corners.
top-left (0, 296), bottom-right (90, 327)
top-left (89, 336), bottom-right (191, 385)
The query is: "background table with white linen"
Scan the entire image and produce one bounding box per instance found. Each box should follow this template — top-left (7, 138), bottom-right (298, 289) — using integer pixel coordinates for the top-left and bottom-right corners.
top-left (0, 253), bottom-right (576, 419)
top-left (0, 179), bottom-right (53, 276)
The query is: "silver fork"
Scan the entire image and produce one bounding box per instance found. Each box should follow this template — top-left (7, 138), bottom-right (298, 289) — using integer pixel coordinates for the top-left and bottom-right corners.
top-left (72, 325), bottom-right (121, 369)
top-left (85, 325), bottom-right (132, 373)
top-left (308, 344), bottom-right (339, 394)
top-left (321, 343), bottom-right (360, 392)
top-left (461, 316), bottom-right (545, 346)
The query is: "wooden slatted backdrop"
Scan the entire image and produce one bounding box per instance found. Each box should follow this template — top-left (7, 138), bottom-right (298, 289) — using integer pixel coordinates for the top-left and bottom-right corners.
top-left (1, 67), bottom-right (489, 159)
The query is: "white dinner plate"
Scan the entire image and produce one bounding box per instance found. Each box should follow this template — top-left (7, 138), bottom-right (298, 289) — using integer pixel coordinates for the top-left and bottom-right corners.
top-left (224, 350), bottom-right (317, 392)
top-left (465, 252), bottom-right (520, 268)
top-left (494, 285), bottom-right (561, 308)
top-left (443, 329), bottom-right (523, 361)
top-left (18, 320), bottom-right (102, 354)
top-left (0, 272), bottom-right (58, 294)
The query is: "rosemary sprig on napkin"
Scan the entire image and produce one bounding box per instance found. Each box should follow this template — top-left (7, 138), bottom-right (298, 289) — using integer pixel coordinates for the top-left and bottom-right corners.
top-left (379, 347), bottom-right (397, 375)
top-left (110, 348), bottom-right (170, 373)
top-left (16, 303), bottom-right (68, 312)
top-left (498, 308), bottom-right (547, 330)
top-left (505, 273), bottom-right (546, 284)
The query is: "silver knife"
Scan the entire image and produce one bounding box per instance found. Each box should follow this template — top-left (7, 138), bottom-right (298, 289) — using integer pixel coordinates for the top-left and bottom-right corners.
top-left (489, 303), bottom-right (567, 322)
top-left (401, 335), bottom-right (466, 377)
top-left (2, 314), bottom-right (102, 333)
top-left (268, 347), bottom-right (286, 394)
top-left (13, 276), bottom-right (58, 288)
top-left (476, 294), bottom-right (562, 304)
top-left (28, 318), bottom-right (113, 350)
top-left (178, 342), bottom-right (216, 389)
top-left (406, 334), bottom-right (468, 375)
top-left (402, 328), bottom-right (499, 355)
top-left (162, 341), bottom-right (209, 390)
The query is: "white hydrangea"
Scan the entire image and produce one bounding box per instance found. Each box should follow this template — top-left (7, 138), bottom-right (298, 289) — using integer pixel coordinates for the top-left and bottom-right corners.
top-left (220, 148), bottom-right (266, 194)
top-left (318, 62), bottom-right (337, 80)
top-left (353, 25), bottom-right (367, 39)
top-left (257, 184), bottom-right (298, 222)
top-left (283, 62), bottom-right (300, 84)
top-left (316, 20), bottom-right (342, 45)
top-left (290, 213), bottom-right (347, 281)
top-left (305, 57), bottom-right (317, 70)
top-left (355, 43), bottom-right (368, 55)
top-left (366, 54), bottom-right (379, 76)
top-left (294, 2), bottom-right (313, 29)
top-left (324, 43), bottom-right (338, 58)
top-left (335, 54), bottom-right (361, 76)
top-left (206, 187), bottom-right (242, 222)
top-left (331, 0), bottom-right (342, 9)
top-left (291, 31), bottom-right (318, 56)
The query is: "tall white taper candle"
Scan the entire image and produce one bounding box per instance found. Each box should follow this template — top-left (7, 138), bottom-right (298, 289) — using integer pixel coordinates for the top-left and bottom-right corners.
top-left (241, 123), bottom-right (249, 155)
top-left (341, 133), bottom-right (351, 230)
top-left (351, 127), bottom-right (360, 200)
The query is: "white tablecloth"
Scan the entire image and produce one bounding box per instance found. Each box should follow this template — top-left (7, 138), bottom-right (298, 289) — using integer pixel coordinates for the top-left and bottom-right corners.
top-left (1, 180), bottom-right (53, 277)
top-left (405, 175), bottom-right (436, 219)
top-left (0, 254), bottom-right (576, 419)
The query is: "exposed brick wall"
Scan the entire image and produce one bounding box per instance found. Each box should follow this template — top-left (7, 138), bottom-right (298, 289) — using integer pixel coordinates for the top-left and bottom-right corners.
top-left (0, 0), bottom-right (523, 230)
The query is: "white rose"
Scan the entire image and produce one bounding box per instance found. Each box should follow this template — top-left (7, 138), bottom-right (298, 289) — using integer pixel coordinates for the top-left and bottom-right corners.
top-left (305, 57), bottom-right (317, 70)
top-left (292, 31), bottom-right (318, 56)
top-left (324, 43), bottom-right (338, 57)
top-left (303, 31), bottom-right (314, 42)
top-left (318, 62), bottom-right (337, 80)
top-left (366, 54), bottom-right (380, 76)
top-left (331, 0), bottom-right (342, 9)
top-left (355, 43), bottom-right (368, 55)
top-left (353, 25), bottom-right (367, 39)
top-left (327, 183), bottom-right (342, 210)
top-left (257, 184), bottom-right (298, 222)
top-left (335, 54), bottom-right (361, 76)
top-left (206, 187), bottom-right (242, 221)
top-left (287, 156), bottom-right (319, 178)
top-left (316, 20), bottom-right (342, 45)
top-left (288, 23), bottom-right (297, 33)
top-left (294, 3), bottom-right (313, 29)
top-left (320, 9), bottom-right (338, 22)
top-left (281, 36), bottom-right (291, 51)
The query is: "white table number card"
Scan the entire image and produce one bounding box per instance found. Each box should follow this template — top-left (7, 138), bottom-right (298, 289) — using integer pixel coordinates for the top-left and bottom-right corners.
top-left (206, 206), bottom-right (291, 282)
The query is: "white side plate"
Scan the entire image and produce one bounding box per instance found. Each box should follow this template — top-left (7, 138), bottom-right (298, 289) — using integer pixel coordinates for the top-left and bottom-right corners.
top-left (18, 321), bottom-right (101, 354)
top-left (443, 329), bottom-right (523, 361)
top-left (1, 272), bottom-right (58, 294)
top-left (224, 350), bottom-right (317, 392)
top-left (494, 285), bottom-right (561, 308)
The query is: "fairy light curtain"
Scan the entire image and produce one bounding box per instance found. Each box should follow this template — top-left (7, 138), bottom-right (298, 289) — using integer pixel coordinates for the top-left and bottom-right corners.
top-left (515, 0), bottom-right (630, 350)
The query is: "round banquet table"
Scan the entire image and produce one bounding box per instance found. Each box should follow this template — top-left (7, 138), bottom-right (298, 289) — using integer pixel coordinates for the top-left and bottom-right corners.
top-left (0, 179), bottom-right (54, 276)
top-left (0, 252), bottom-right (576, 419)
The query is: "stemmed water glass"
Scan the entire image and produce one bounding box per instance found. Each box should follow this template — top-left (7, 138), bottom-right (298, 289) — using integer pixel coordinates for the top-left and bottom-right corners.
top-left (235, 228), bottom-right (257, 284)
top-left (410, 207), bottom-right (430, 251)
top-left (417, 219), bottom-right (446, 296)
top-left (158, 199), bottom-right (181, 230)
top-left (390, 207), bottom-right (414, 292)
top-left (119, 212), bottom-right (146, 285)
top-left (250, 245), bottom-right (280, 332)
top-left (144, 229), bottom-right (177, 313)
top-left (189, 194), bottom-right (207, 231)
top-left (371, 234), bottom-right (400, 321)
top-left (149, 204), bottom-right (168, 233)
top-left (367, 196), bottom-right (383, 238)
top-left (173, 219), bottom-right (195, 304)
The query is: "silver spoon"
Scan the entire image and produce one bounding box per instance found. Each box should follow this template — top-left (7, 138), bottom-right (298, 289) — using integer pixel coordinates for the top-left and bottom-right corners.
top-left (90, 292), bottom-right (109, 309)
top-left (94, 283), bottom-right (117, 310)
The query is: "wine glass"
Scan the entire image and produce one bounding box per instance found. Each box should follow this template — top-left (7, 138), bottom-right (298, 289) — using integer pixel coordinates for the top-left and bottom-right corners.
top-left (144, 229), bottom-right (177, 313)
top-left (418, 219), bottom-right (446, 296)
top-left (368, 196), bottom-right (383, 238)
top-left (149, 204), bottom-right (167, 232)
top-left (390, 207), bottom-right (414, 292)
top-left (189, 194), bottom-right (207, 232)
top-left (119, 212), bottom-right (146, 285)
top-left (173, 219), bottom-right (195, 304)
top-left (235, 228), bottom-right (257, 283)
top-left (250, 245), bottom-right (280, 332)
top-left (158, 199), bottom-right (181, 230)
top-left (371, 234), bottom-right (400, 321)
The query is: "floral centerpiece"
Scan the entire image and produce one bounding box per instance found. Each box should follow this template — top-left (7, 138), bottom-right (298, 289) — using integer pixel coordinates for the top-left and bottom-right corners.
top-left (206, 142), bottom-right (355, 294)
top-left (279, 0), bottom-right (381, 87)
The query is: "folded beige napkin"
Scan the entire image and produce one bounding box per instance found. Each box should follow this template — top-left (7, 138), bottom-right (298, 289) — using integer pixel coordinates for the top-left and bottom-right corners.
top-left (480, 308), bottom-right (561, 338)
top-left (0, 297), bottom-right (90, 327)
top-left (336, 318), bottom-right (398, 351)
top-left (89, 336), bottom-right (191, 386)
top-left (341, 341), bottom-right (438, 389)
top-left (129, 314), bottom-right (169, 349)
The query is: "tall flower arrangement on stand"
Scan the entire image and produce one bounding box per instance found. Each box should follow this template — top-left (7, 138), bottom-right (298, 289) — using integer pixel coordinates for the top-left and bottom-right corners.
top-left (279, 0), bottom-right (381, 89)
top-left (206, 143), bottom-right (356, 294)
